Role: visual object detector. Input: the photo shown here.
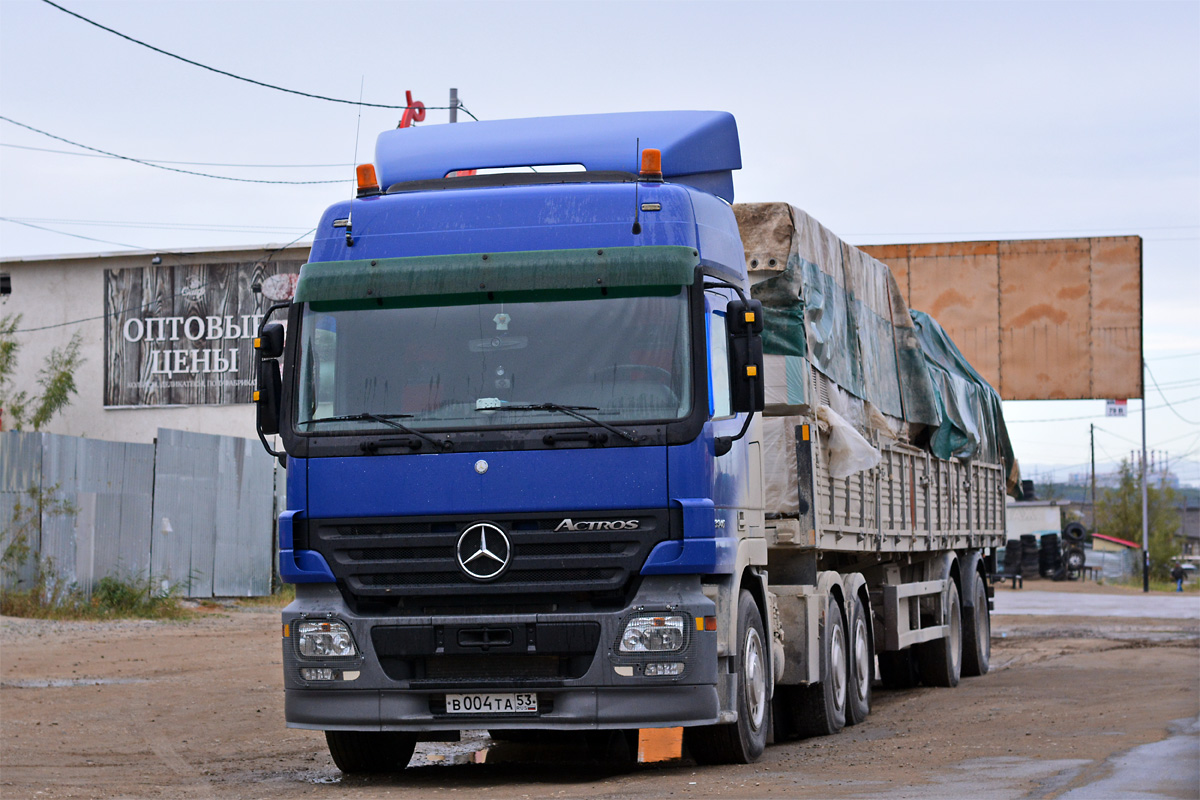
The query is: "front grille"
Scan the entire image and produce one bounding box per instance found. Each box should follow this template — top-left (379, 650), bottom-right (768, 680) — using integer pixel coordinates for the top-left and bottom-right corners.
top-left (311, 510), bottom-right (672, 605)
top-left (372, 621), bottom-right (601, 684)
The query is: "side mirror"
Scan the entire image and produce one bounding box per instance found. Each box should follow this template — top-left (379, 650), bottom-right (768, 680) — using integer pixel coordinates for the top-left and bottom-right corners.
top-left (726, 299), bottom-right (764, 414)
top-left (254, 321), bottom-right (285, 437)
top-left (256, 359), bottom-right (282, 436)
top-left (255, 322), bottom-right (285, 359)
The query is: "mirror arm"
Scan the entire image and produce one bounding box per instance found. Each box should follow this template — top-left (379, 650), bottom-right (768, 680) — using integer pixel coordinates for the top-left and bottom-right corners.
top-left (714, 411), bottom-right (754, 457)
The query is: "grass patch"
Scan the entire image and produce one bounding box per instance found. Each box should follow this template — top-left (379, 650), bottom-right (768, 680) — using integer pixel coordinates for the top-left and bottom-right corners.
top-left (236, 583), bottom-right (296, 609)
top-left (1, 485), bottom-right (190, 620)
top-left (1115, 577), bottom-right (1200, 594)
top-left (0, 572), bottom-right (191, 620)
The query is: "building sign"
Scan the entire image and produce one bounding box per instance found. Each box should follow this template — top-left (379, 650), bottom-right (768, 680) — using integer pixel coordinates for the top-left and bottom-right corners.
top-left (104, 261), bottom-right (302, 406)
top-left (1106, 399), bottom-right (1128, 417)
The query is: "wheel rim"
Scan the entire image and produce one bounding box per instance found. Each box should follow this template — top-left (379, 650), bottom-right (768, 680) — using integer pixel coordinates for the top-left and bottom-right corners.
top-left (830, 617), bottom-right (847, 713)
top-left (852, 616), bottom-right (870, 704)
top-left (743, 626), bottom-right (767, 732)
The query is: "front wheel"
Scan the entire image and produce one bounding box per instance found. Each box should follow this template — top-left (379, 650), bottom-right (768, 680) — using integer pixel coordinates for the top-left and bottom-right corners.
top-left (685, 589), bottom-right (768, 764)
top-left (325, 730), bottom-right (417, 774)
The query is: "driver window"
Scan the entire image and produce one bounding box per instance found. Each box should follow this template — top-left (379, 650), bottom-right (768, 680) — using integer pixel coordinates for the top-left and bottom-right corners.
top-left (709, 309), bottom-right (732, 418)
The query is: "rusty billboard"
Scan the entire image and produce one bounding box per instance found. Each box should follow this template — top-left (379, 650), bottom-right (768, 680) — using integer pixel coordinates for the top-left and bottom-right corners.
top-left (861, 237), bottom-right (1142, 401)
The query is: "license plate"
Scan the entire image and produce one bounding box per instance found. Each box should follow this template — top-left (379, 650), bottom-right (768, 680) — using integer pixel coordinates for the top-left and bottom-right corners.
top-left (445, 692), bottom-right (538, 714)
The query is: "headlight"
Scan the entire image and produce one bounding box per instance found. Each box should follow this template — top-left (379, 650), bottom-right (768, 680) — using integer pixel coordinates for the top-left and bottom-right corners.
top-left (297, 620), bottom-right (357, 657)
top-left (619, 615), bottom-right (685, 652)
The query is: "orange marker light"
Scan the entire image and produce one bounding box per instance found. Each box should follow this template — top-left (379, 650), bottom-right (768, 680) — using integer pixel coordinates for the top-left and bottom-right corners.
top-left (253, 337), bottom-right (262, 349)
top-left (746, 365), bottom-right (758, 377)
top-left (356, 163), bottom-right (379, 195)
top-left (253, 390), bottom-right (261, 402)
top-left (744, 311), bottom-right (756, 323)
top-left (640, 148), bottom-right (662, 179)
top-left (282, 623), bottom-right (290, 638)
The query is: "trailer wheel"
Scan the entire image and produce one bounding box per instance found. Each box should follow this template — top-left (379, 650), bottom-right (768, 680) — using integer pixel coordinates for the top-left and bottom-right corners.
top-left (916, 579), bottom-right (962, 688)
top-left (845, 594), bottom-right (872, 725)
top-left (791, 593), bottom-right (847, 737)
top-left (325, 730), bottom-right (416, 774)
top-left (685, 590), bottom-right (768, 764)
top-left (961, 574), bottom-right (991, 677)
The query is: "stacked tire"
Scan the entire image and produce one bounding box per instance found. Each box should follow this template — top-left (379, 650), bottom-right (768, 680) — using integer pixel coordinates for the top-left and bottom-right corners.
top-left (1039, 533), bottom-right (1062, 577)
top-left (1003, 539), bottom-right (1022, 576)
top-left (1020, 534), bottom-right (1040, 577)
top-left (1061, 522), bottom-right (1087, 578)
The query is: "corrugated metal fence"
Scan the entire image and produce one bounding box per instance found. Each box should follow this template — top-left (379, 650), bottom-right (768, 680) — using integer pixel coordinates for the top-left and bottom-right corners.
top-left (0, 428), bottom-right (276, 598)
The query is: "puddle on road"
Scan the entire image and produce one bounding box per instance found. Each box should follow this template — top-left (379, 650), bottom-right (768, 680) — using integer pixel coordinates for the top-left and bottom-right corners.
top-left (411, 730), bottom-right (494, 767)
top-left (1, 677), bottom-right (149, 688)
top-left (299, 770), bottom-right (342, 785)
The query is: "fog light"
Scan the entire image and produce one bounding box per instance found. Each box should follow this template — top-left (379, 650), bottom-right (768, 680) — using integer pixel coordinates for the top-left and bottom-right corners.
top-left (301, 668), bottom-right (335, 681)
top-left (619, 615), bottom-right (685, 652)
top-left (644, 662), bottom-right (684, 677)
top-left (297, 620), bottom-right (357, 658)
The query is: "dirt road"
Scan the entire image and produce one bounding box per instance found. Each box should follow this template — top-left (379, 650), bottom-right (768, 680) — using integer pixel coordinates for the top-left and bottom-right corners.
top-left (2, 583), bottom-right (1197, 799)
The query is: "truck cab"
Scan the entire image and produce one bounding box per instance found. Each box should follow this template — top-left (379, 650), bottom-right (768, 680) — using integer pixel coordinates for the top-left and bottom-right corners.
top-left (258, 112), bottom-right (774, 770)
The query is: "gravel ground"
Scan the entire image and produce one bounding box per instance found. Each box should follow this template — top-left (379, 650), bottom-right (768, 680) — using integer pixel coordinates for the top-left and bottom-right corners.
top-left (1, 583), bottom-right (1197, 799)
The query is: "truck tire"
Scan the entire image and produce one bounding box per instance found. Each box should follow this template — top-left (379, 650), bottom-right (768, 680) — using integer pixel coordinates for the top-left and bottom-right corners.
top-left (1062, 522), bottom-right (1086, 544)
top-left (1064, 545), bottom-right (1086, 571)
top-left (325, 730), bottom-right (417, 774)
top-left (845, 594), bottom-right (872, 725)
top-left (961, 574), bottom-right (991, 677)
top-left (791, 593), bottom-right (847, 737)
top-left (916, 579), bottom-right (962, 688)
top-left (685, 590), bottom-right (768, 764)
top-left (877, 649), bottom-right (919, 689)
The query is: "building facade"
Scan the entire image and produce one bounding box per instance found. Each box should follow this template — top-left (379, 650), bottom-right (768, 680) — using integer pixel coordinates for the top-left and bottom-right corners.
top-left (1, 243), bottom-right (309, 444)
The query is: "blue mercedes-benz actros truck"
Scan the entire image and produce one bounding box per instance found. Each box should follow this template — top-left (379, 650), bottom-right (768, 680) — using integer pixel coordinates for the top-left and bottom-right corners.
top-left (254, 111), bottom-right (1013, 772)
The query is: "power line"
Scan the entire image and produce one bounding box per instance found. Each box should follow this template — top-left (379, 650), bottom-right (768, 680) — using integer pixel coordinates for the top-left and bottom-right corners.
top-left (9, 228), bottom-right (316, 334)
top-left (7, 216), bottom-right (311, 234)
top-left (1146, 362), bottom-right (1200, 425)
top-left (1147, 351), bottom-right (1200, 361)
top-left (1, 217), bottom-right (145, 250)
top-left (0, 116), bottom-right (350, 185)
top-left (40, 0), bottom-right (478, 119)
top-left (1006, 395), bottom-right (1200, 423)
top-left (1, 142), bottom-right (353, 169)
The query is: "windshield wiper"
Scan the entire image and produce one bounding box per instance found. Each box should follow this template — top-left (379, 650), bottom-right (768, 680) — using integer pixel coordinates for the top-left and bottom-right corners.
top-left (492, 403), bottom-right (643, 444)
top-left (299, 412), bottom-right (448, 451)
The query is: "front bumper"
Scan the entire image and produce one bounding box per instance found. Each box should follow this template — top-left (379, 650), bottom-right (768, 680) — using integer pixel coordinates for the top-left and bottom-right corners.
top-left (282, 575), bottom-right (719, 731)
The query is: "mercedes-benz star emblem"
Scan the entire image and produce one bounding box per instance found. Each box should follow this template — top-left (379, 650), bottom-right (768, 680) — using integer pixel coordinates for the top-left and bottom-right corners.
top-left (456, 522), bottom-right (511, 582)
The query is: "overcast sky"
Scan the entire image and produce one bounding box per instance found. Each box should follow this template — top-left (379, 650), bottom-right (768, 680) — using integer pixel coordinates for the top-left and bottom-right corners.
top-left (1, 0), bottom-right (1197, 485)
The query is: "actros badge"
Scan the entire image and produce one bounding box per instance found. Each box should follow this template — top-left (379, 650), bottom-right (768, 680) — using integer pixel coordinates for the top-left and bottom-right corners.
top-left (455, 522), bottom-right (512, 581)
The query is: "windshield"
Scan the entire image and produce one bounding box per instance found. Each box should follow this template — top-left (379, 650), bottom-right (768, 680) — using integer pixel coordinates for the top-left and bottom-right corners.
top-left (294, 290), bottom-right (692, 433)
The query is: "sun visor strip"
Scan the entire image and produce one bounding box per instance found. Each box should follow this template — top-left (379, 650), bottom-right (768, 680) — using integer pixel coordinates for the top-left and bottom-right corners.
top-left (295, 245), bottom-right (700, 305)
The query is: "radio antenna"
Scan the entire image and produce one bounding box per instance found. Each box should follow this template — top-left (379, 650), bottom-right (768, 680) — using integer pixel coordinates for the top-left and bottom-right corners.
top-left (631, 137), bottom-right (642, 235)
top-left (345, 77), bottom-right (365, 247)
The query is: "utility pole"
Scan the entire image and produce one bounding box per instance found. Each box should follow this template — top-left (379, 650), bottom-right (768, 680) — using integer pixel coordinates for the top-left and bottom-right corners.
top-left (1141, 362), bottom-right (1150, 592)
top-left (1090, 423), bottom-right (1096, 530)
